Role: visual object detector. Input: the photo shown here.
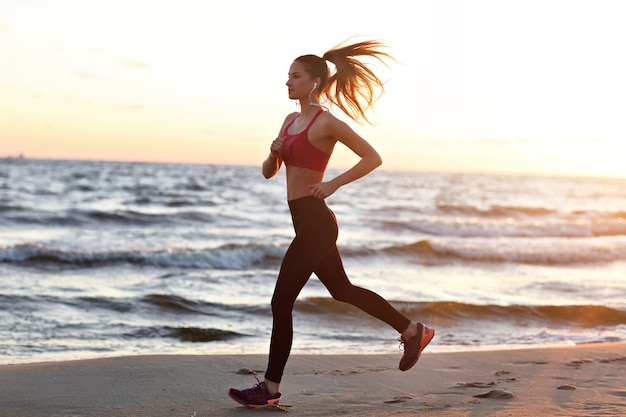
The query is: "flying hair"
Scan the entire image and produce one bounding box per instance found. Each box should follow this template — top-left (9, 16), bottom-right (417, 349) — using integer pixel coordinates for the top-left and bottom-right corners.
top-left (295, 39), bottom-right (395, 124)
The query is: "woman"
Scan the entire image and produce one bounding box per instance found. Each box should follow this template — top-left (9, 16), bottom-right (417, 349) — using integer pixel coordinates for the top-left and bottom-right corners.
top-left (228, 40), bottom-right (434, 408)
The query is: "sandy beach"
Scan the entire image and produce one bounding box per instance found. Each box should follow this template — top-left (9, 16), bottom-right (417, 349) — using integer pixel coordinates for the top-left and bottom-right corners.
top-left (1, 342), bottom-right (624, 416)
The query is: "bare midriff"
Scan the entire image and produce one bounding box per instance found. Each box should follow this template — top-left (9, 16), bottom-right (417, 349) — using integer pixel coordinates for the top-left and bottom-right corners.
top-left (285, 165), bottom-right (325, 201)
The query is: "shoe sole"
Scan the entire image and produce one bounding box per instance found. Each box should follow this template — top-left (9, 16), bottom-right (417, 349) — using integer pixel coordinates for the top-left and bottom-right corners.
top-left (227, 391), bottom-right (281, 409)
top-left (400, 324), bottom-right (435, 371)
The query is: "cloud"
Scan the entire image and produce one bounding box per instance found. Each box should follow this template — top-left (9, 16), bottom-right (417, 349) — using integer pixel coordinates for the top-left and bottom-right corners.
top-left (120, 59), bottom-right (150, 69)
top-left (0, 24), bottom-right (8, 34)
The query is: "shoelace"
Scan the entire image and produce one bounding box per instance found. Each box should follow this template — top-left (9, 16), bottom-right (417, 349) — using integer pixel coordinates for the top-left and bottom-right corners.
top-left (241, 376), bottom-right (266, 395)
top-left (398, 336), bottom-right (407, 351)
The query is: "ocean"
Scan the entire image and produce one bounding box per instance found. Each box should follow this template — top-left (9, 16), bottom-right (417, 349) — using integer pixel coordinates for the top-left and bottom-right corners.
top-left (1, 158), bottom-right (625, 365)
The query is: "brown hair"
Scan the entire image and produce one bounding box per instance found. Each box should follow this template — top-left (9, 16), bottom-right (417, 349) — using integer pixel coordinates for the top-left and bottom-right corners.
top-left (294, 39), bottom-right (394, 124)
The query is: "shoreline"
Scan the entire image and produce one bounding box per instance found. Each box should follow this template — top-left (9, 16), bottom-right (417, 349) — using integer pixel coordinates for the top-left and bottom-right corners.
top-left (0, 340), bottom-right (615, 367)
top-left (1, 342), bottom-right (624, 416)
top-left (0, 340), bottom-right (605, 367)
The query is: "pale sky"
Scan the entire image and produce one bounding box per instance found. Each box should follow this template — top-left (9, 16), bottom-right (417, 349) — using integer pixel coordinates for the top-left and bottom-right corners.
top-left (1, 0), bottom-right (626, 178)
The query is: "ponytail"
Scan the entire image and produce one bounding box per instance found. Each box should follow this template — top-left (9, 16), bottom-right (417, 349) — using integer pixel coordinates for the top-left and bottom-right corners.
top-left (294, 39), bottom-right (394, 124)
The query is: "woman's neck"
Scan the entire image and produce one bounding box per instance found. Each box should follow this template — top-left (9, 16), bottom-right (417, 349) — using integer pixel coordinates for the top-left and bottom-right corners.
top-left (298, 101), bottom-right (322, 115)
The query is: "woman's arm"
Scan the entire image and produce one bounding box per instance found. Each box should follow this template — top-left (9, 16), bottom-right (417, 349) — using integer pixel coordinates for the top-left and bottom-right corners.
top-left (262, 152), bottom-right (281, 179)
top-left (308, 116), bottom-right (382, 199)
top-left (261, 113), bottom-right (298, 179)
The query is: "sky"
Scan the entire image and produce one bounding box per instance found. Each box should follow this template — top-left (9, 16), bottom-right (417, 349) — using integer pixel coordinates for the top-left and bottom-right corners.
top-left (1, 0), bottom-right (626, 178)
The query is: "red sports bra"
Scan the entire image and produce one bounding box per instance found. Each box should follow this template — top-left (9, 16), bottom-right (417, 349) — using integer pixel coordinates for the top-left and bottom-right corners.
top-left (279, 110), bottom-right (330, 172)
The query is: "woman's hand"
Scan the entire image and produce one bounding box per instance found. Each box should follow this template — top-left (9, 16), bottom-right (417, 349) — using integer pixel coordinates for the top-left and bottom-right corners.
top-left (308, 180), bottom-right (338, 199)
top-left (263, 136), bottom-right (286, 179)
top-left (270, 136), bottom-right (286, 157)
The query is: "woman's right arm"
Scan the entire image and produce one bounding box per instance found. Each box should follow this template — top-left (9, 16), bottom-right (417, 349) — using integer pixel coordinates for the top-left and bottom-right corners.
top-left (261, 113), bottom-right (297, 179)
top-left (262, 151), bottom-right (282, 179)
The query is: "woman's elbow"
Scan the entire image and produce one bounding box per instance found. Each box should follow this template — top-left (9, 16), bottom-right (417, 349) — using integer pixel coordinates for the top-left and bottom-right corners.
top-left (262, 161), bottom-right (280, 179)
top-left (372, 152), bottom-right (382, 168)
top-left (262, 166), bottom-right (275, 179)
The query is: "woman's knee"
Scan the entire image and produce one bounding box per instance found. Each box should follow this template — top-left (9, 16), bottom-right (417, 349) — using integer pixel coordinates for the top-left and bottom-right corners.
top-left (328, 285), bottom-right (356, 304)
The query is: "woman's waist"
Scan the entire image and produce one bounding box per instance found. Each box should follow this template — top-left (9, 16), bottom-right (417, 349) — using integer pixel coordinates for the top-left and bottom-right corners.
top-left (285, 168), bottom-right (324, 201)
top-left (287, 189), bottom-right (317, 201)
top-left (287, 195), bottom-right (336, 231)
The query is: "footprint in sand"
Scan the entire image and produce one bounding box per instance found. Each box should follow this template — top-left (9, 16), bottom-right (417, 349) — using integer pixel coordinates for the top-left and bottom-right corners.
top-left (599, 356), bottom-right (626, 363)
top-left (455, 382), bottom-right (496, 388)
top-left (235, 367), bottom-right (260, 375)
top-left (473, 389), bottom-right (513, 399)
top-left (567, 359), bottom-right (593, 368)
top-left (266, 404), bottom-right (289, 412)
top-left (384, 395), bottom-right (414, 404)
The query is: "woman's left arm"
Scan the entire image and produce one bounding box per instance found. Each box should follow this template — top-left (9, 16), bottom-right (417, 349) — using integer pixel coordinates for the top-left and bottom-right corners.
top-left (308, 117), bottom-right (382, 199)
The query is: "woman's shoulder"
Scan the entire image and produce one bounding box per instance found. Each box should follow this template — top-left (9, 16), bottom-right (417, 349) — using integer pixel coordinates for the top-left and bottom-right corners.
top-left (315, 110), bottom-right (339, 125)
top-left (316, 110), bottom-right (350, 131)
top-left (277, 112), bottom-right (300, 135)
top-left (312, 110), bottom-right (356, 142)
top-left (284, 112), bottom-right (300, 123)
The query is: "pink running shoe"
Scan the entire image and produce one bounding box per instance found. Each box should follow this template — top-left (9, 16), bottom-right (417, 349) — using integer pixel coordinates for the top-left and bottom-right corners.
top-left (399, 322), bottom-right (435, 371)
top-left (228, 377), bottom-right (281, 408)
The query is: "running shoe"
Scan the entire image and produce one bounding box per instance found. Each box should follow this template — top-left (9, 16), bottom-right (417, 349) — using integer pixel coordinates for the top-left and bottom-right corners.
top-left (399, 322), bottom-right (435, 371)
top-left (228, 377), bottom-right (282, 408)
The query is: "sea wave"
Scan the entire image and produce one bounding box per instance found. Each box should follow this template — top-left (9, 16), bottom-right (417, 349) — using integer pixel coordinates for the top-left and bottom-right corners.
top-left (436, 203), bottom-right (557, 217)
top-left (378, 213), bottom-right (626, 238)
top-left (0, 293), bottom-right (266, 317)
top-left (0, 242), bottom-right (286, 269)
top-left (0, 206), bottom-right (224, 227)
top-left (124, 326), bottom-right (244, 342)
top-left (297, 298), bottom-right (626, 329)
top-left (2, 235), bottom-right (626, 269)
top-left (434, 203), bottom-right (626, 223)
top-left (4, 293), bottom-right (624, 335)
top-left (6, 202), bottom-right (624, 239)
top-left (379, 238), bottom-right (626, 265)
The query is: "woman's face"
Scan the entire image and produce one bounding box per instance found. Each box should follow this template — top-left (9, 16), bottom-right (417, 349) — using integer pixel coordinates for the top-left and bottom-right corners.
top-left (286, 61), bottom-right (315, 100)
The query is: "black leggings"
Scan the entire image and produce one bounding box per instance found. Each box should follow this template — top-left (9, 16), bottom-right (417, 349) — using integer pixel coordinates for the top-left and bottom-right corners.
top-left (265, 196), bottom-right (411, 383)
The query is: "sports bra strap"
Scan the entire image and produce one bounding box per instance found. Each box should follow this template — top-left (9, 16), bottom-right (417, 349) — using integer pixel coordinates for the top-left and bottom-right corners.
top-left (285, 110), bottom-right (324, 135)
top-left (307, 109), bottom-right (324, 128)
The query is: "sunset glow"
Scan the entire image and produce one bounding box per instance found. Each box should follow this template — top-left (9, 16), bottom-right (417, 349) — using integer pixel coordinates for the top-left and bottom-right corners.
top-left (1, 0), bottom-right (625, 178)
